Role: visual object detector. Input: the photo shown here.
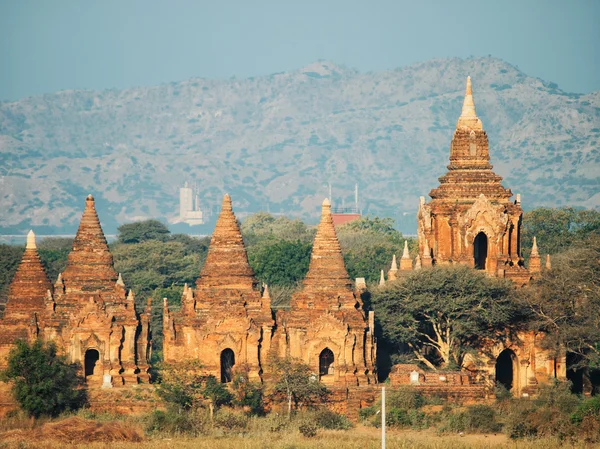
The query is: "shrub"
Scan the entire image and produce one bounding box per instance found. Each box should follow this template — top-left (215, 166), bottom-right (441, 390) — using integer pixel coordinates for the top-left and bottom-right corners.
top-left (214, 409), bottom-right (249, 431)
top-left (312, 409), bottom-right (353, 430)
top-left (144, 408), bottom-right (209, 436)
top-left (387, 386), bottom-right (425, 410)
top-left (439, 405), bottom-right (501, 434)
top-left (1, 340), bottom-right (87, 418)
top-left (571, 396), bottom-right (600, 425)
top-left (298, 421), bottom-right (318, 438)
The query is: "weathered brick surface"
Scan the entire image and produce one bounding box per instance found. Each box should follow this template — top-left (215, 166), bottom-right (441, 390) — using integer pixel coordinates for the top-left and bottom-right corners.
top-left (277, 199), bottom-right (376, 386)
top-left (417, 77), bottom-right (531, 282)
top-left (0, 195), bottom-right (151, 387)
top-left (163, 194), bottom-right (274, 382)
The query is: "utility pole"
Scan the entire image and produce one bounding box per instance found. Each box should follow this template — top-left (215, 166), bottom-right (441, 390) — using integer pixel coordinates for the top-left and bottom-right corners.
top-left (382, 386), bottom-right (386, 449)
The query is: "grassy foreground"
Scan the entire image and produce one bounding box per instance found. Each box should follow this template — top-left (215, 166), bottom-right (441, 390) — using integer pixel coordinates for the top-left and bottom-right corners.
top-left (0, 415), bottom-right (580, 449)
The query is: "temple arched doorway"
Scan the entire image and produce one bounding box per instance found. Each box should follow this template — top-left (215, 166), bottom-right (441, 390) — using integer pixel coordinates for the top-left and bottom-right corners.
top-left (474, 232), bottom-right (488, 270)
top-left (84, 349), bottom-right (100, 378)
top-left (496, 348), bottom-right (517, 392)
top-left (319, 348), bottom-right (334, 377)
top-left (220, 349), bottom-right (235, 383)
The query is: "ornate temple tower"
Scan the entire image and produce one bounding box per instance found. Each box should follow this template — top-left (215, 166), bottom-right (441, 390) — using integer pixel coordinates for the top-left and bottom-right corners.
top-left (163, 194), bottom-right (274, 383)
top-left (277, 199), bottom-right (376, 386)
top-left (417, 77), bottom-right (530, 282)
top-left (0, 195), bottom-right (151, 386)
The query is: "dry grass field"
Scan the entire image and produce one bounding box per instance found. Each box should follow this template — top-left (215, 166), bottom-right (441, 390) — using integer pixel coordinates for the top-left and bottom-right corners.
top-left (0, 416), bottom-right (579, 449)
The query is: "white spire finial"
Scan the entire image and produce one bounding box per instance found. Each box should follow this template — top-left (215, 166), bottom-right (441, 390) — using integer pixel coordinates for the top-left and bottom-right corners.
top-left (531, 236), bottom-right (539, 257)
top-left (379, 270), bottom-right (385, 286)
top-left (116, 273), bottom-right (125, 287)
top-left (26, 230), bottom-right (36, 249)
top-left (390, 254), bottom-right (398, 271)
top-left (402, 240), bottom-right (410, 259)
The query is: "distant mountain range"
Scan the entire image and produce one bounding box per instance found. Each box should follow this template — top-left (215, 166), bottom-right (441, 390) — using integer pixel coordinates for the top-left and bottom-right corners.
top-left (1, 56), bottom-right (599, 234)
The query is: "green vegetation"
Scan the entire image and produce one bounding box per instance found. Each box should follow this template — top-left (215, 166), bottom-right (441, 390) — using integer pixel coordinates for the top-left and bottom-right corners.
top-left (0, 340), bottom-right (87, 418)
top-left (371, 266), bottom-right (523, 370)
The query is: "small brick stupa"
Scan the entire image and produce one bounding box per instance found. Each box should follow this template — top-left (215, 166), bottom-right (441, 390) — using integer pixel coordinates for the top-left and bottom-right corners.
top-left (0, 195), bottom-right (151, 386)
top-left (276, 199), bottom-right (376, 386)
top-left (417, 77), bottom-right (532, 283)
top-left (163, 194), bottom-right (274, 382)
top-left (0, 231), bottom-right (52, 362)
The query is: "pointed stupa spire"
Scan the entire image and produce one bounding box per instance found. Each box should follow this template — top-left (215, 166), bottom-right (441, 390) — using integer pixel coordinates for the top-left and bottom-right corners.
top-left (421, 238), bottom-right (433, 267)
top-left (457, 76), bottom-right (483, 130)
top-left (116, 273), bottom-right (125, 287)
top-left (300, 198), bottom-right (352, 292)
top-left (196, 194), bottom-right (257, 290)
top-left (402, 241), bottom-right (410, 259)
top-left (379, 270), bottom-right (385, 286)
top-left (26, 230), bottom-right (36, 249)
top-left (127, 289), bottom-right (134, 301)
top-left (262, 284), bottom-right (270, 300)
top-left (400, 240), bottom-right (412, 271)
top-left (529, 236), bottom-right (541, 274)
top-left (415, 255), bottom-right (422, 270)
top-left (6, 230), bottom-right (52, 316)
top-left (61, 194), bottom-right (118, 294)
top-left (531, 236), bottom-right (539, 257)
top-left (388, 254), bottom-right (398, 281)
top-left (545, 254), bottom-right (551, 270)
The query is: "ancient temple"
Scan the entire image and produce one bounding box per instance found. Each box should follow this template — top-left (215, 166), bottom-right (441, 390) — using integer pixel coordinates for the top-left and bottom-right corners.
top-left (163, 194), bottom-right (275, 382)
top-left (0, 195), bottom-right (151, 387)
top-left (276, 199), bottom-right (376, 386)
top-left (417, 77), bottom-right (535, 284)
top-left (409, 77), bottom-right (564, 395)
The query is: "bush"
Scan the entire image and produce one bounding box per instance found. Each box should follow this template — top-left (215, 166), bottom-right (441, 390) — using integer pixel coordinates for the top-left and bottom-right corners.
top-left (214, 409), bottom-right (248, 431)
top-left (571, 396), bottom-right (600, 425)
top-left (439, 405), bottom-right (502, 434)
top-left (312, 409), bottom-right (353, 430)
top-left (1, 340), bottom-right (87, 418)
top-left (387, 386), bottom-right (425, 410)
top-left (145, 408), bottom-right (209, 436)
top-left (298, 421), bottom-right (318, 438)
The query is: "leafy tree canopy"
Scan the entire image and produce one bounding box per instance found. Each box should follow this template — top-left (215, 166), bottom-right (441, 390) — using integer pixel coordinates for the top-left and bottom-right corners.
top-left (522, 207), bottom-right (600, 257)
top-left (269, 356), bottom-right (329, 418)
top-left (337, 216), bottom-right (411, 284)
top-left (371, 266), bottom-right (523, 370)
top-left (117, 219), bottom-right (171, 244)
top-left (247, 240), bottom-right (312, 286)
top-left (1, 340), bottom-right (87, 417)
top-left (520, 235), bottom-right (600, 368)
top-left (241, 212), bottom-right (315, 246)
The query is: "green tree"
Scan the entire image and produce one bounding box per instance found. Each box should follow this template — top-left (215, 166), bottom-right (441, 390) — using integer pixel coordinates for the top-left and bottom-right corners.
top-left (269, 356), bottom-right (329, 419)
top-left (0, 340), bottom-right (87, 417)
top-left (241, 212), bottom-right (315, 245)
top-left (371, 266), bottom-right (523, 370)
top-left (117, 219), bottom-right (171, 244)
top-left (520, 236), bottom-right (600, 368)
top-left (156, 360), bottom-right (205, 411)
top-left (247, 240), bottom-right (312, 286)
top-left (38, 237), bottom-right (72, 282)
top-left (337, 216), bottom-right (410, 283)
top-left (522, 207), bottom-right (600, 257)
top-left (202, 375), bottom-right (233, 420)
top-left (0, 244), bottom-right (24, 306)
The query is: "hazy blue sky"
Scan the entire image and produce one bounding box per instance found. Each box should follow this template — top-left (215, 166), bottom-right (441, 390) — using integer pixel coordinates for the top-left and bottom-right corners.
top-left (1, 0), bottom-right (599, 101)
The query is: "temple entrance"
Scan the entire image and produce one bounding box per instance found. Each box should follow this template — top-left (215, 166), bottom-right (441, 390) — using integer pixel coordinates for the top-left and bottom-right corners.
top-left (220, 349), bottom-right (235, 383)
top-left (567, 352), bottom-right (586, 394)
top-left (319, 348), bottom-right (334, 377)
top-left (496, 349), bottom-right (517, 391)
top-left (84, 349), bottom-right (100, 378)
top-left (474, 232), bottom-right (488, 270)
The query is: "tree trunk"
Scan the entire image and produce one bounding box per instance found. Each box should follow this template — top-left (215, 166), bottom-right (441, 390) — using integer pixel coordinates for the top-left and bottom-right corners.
top-left (287, 392), bottom-right (292, 420)
top-left (209, 402), bottom-right (214, 423)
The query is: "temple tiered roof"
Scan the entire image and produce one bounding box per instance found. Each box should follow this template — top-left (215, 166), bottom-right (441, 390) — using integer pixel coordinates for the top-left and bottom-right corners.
top-left (61, 195), bottom-right (118, 294)
top-left (196, 194), bottom-right (257, 291)
top-left (429, 77), bottom-right (513, 204)
top-left (6, 230), bottom-right (52, 315)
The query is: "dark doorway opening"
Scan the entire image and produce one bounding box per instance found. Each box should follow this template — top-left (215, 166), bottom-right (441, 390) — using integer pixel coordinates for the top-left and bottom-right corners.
top-left (319, 348), bottom-right (334, 376)
top-left (84, 349), bottom-right (100, 377)
top-left (567, 352), bottom-right (585, 394)
top-left (496, 349), bottom-right (516, 391)
top-left (220, 349), bottom-right (235, 383)
top-left (474, 232), bottom-right (488, 270)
